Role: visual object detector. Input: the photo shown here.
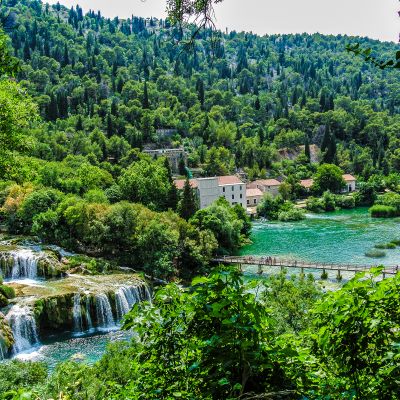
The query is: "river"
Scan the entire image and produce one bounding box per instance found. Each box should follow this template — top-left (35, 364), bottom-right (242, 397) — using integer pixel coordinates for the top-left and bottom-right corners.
top-left (241, 207), bottom-right (400, 266)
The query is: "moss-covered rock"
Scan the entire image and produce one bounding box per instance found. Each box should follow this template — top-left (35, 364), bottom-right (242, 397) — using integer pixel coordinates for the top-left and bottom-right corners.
top-left (0, 284), bottom-right (15, 299)
top-left (0, 311), bottom-right (14, 356)
top-left (0, 293), bottom-right (8, 307)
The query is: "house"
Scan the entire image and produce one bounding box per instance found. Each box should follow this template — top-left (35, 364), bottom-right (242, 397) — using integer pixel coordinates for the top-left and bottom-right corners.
top-left (246, 179), bottom-right (281, 197)
top-left (343, 174), bottom-right (356, 192)
top-left (174, 175), bottom-right (247, 209)
top-left (246, 188), bottom-right (264, 207)
top-left (300, 179), bottom-right (314, 190)
top-left (143, 148), bottom-right (187, 173)
top-left (300, 175), bottom-right (357, 193)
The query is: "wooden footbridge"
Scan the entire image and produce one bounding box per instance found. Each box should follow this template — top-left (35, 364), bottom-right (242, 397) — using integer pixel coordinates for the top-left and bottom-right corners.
top-left (212, 256), bottom-right (399, 278)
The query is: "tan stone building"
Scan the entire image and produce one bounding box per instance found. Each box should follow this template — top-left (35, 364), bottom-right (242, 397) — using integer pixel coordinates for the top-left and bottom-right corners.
top-left (143, 148), bottom-right (187, 172)
top-left (246, 188), bottom-right (264, 207)
top-left (174, 175), bottom-right (247, 209)
top-left (246, 179), bottom-right (282, 197)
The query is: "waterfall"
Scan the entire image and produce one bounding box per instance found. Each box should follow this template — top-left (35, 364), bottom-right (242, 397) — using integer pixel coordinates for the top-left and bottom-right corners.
top-left (6, 305), bottom-right (39, 354)
top-left (0, 338), bottom-right (5, 360)
top-left (115, 287), bottom-right (131, 320)
top-left (95, 294), bottom-right (115, 329)
top-left (72, 294), bottom-right (83, 334)
top-left (10, 250), bottom-right (39, 280)
top-left (85, 295), bottom-right (93, 330)
top-left (143, 285), bottom-right (152, 302)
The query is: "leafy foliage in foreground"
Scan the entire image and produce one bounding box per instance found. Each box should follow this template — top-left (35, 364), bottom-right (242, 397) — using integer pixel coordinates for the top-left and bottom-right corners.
top-left (3, 268), bottom-right (400, 399)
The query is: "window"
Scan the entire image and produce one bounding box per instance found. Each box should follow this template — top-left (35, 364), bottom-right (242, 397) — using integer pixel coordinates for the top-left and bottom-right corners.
top-left (223, 187), bottom-right (225, 193)
top-left (240, 194), bottom-right (243, 199)
top-left (247, 200), bottom-right (250, 205)
top-left (232, 194), bottom-right (234, 200)
top-left (240, 186), bottom-right (242, 191)
top-left (232, 186), bottom-right (234, 191)
top-left (254, 199), bottom-right (257, 204)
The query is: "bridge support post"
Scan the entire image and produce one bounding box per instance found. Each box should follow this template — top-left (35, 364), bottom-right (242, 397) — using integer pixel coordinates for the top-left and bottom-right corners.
top-left (336, 270), bottom-right (342, 282)
top-left (383, 271), bottom-right (386, 279)
top-left (257, 264), bottom-right (262, 275)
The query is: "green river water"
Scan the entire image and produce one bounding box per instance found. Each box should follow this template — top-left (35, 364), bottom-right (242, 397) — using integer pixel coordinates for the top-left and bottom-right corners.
top-left (241, 208), bottom-right (400, 266)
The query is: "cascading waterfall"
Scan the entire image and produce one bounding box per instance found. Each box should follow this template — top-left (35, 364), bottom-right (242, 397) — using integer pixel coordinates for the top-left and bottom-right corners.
top-left (85, 295), bottom-right (93, 330)
top-left (115, 287), bottom-right (131, 320)
top-left (72, 294), bottom-right (83, 334)
top-left (114, 285), bottom-right (151, 321)
top-left (95, 294), bottom-right (115, 329)
top-left (10, 249), bottom-right (39, 280)
top-left (0, 338), bottom-right (5, 361)
top-left (6, 305), bottom-right (39, 354)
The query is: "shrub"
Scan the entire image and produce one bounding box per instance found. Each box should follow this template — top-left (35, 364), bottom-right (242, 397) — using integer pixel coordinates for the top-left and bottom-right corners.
top-left (335, 195), bottom-right (355, 209)
top-left (374, 243), bottom-right (396, 250)
top-left (278, 207), bottom-right (305, 221)
top-left (365, 249), bottom-right (386, 258)
top-left (369, 205), bottom-right (397, 218)
top-left (306, 197), bottom-right (325, 213)
top-left (0, 361), bottom-right (47, 394)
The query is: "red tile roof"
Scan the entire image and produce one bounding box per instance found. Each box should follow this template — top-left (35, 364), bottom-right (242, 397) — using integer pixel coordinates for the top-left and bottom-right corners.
top-left (250, 179), bottom-right (281, 187)
top-left (300, 179), bottom-right (314, 189)
top-left (217, 175), bottom-right (243, 185)
top-left (343, 174), bottom-right (356, 182)
top-left (174, 179), bottom-right (198, 190)
top-left (246, 188), bottom-right (263, 197)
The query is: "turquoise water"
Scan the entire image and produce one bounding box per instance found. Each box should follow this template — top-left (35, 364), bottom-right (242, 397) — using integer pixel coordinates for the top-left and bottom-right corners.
top-left (241, 208), bottom-right (400, 266)
top-left (12, 330), bottom-right (132, 370)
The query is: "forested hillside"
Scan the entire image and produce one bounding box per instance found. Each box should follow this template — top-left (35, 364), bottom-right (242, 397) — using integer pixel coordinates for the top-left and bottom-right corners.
top-left (6, 0), bottom-right (400, 182)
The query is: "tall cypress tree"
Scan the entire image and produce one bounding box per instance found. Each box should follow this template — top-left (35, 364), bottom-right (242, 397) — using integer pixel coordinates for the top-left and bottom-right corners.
top-left (164, 157), bottom-right (178, 210)
top-left (305, 136), bottom-right (311, 162)
top-left (179, 177), bottom-right (198, 221)
top-left (142, 81), bottom-right (149, 109)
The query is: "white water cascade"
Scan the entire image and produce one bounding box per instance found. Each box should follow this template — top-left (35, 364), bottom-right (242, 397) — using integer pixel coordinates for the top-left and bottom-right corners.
top-left (10, 249), bottom-right (39, 280)
top-left (0, 338), bottom-right (5, 360)
top-left (114, 285), bottom-right (151, 321)
top-left (6, 305), bottom-right (40, 354)
top-left (95, 294), bottom-right (115, 329)
top-left (85, 295), bottom-right (93, 330)
top-left (72, 294), bottom-right (84, 334)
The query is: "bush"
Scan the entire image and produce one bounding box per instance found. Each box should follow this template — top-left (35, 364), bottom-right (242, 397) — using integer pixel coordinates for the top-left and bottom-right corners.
top-left (0, 361), bottom-right (47, 394)
top-left (369, 205), bottom-right (397, 218)
top-left (374, 243), bottom-right (396, 250)
top-left (335, 195), bottom-right (355, 209)
top-left (278, 207), bottom-right (305, 221)
top-left (365, 249), bottom-right (386, 258)
top-left (306, 197), bottom-right (325, 213)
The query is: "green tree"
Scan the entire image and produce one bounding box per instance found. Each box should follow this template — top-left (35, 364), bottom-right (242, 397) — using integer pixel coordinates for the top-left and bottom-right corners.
top-left (312, 164), bottom-right (345, 194)
top-left (178, 177), bottom-right (198, 220)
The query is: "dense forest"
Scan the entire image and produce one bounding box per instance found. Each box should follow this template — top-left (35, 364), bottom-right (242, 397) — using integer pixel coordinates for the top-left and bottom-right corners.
top-left (1, 1), bottom-right (400, 398)
top-left (4, 0), bottom-right (400, 183)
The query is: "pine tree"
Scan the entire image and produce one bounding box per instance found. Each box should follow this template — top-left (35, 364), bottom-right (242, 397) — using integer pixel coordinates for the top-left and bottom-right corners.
top-left (47, 93), bottom-right (58, 121)
top-left (164, 157), bottom-right (178, 210)
top-left (142, 81), bottom-right (149, 109)
top-left (196, 78), bottom-right (205, 107)
top-left (76, 115), bottom-right (83, 131)
top-left (106, 113), bottom-right (113, 137)
top-left (305, 136), bottom-right (311, 162)
top-left (178, 155), bottom-right (186, 176)
top-left (178, 177), bottom-right (198, 221)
